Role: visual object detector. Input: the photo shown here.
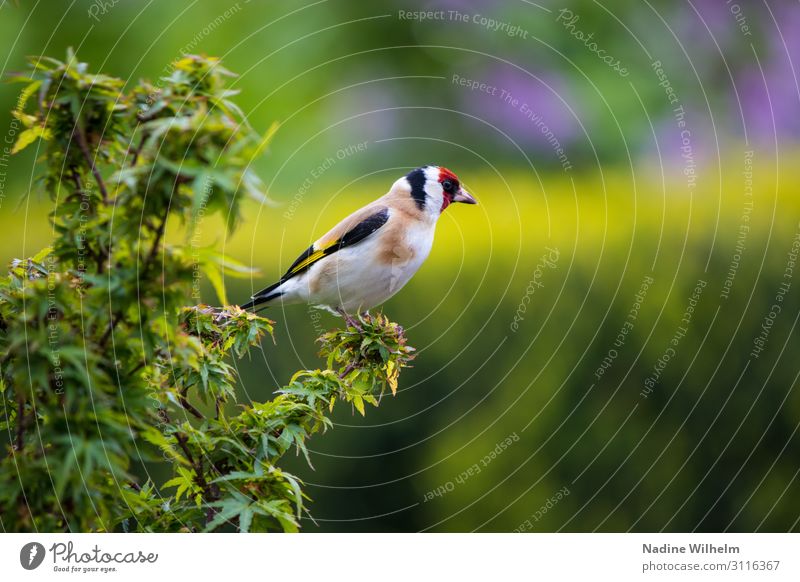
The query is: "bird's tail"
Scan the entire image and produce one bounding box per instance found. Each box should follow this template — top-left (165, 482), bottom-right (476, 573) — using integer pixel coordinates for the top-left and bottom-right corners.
top-left (240, 281), bottom-right (284, 311)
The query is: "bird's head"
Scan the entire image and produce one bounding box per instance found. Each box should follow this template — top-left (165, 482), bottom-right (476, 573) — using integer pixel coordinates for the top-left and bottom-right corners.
top-left (400, 165), bottom-right (477, 218)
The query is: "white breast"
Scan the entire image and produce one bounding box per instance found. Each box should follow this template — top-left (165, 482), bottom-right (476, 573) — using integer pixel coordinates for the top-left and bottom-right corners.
top-left (306, 216), bottom-right (435, 313)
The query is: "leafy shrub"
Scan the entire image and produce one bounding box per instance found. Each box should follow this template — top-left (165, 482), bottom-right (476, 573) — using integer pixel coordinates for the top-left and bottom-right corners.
top-left (0, 51), bottom-right (414, 532)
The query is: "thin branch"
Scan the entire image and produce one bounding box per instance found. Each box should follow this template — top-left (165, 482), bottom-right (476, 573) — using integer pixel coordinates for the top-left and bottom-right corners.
top-left (99, 312), bottom-right (121, 347)
top-left (175, 434), bottom-right (197, 468)
top-left (176, 432), bottom-right (214, 517)
top-left (101, 190), bottom-right (173, 350)
top-left (205, 506), bottom-right (218, 527)
top-left (69, 168), bottom-right (83, 195)
top-left (72, 125), bottom-right (109, 204)
top-left (100, 203), bottom-right (171, 350)
top-left (339, 363), bottom-right (356, 379)
top-left (178, 394), bottom-right (204, 420)
top-left (143, 203), bottom-right (170, 273)
top-left (143, 176), bottom-right (189, 274)
top-left (101, 197), bottom-right (171, 347)
top-left (125, 360), bottom-right (147, 378)
top-left (130, 132), bottom-right (146, 167)
top-left (69, 168), bottom-right (104, 274)
top-left (14, 400), bottom-right (23, 451)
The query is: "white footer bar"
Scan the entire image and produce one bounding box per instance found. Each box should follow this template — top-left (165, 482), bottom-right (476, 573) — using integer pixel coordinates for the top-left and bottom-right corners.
top-left (1, 533), bottom-right (797, 581)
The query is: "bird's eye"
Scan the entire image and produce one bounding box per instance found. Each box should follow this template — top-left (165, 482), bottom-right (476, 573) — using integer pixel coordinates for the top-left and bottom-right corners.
top-left (442, 180), bottom-right (454, 193)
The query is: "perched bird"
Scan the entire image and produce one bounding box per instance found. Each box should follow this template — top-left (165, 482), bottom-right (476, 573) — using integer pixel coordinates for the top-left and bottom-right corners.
top-left (241, 165), bottom-right (477, 322)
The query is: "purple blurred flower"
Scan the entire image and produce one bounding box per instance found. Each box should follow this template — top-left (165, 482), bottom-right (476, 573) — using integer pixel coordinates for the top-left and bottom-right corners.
top-left (457, 66), bottom-right (582, 157)
top-left (642, 108), bottom-right (717, 176)
top-left (734, 2), bottom-right (800, 146)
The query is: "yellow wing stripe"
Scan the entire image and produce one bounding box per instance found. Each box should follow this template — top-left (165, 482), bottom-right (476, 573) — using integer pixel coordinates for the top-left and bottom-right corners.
top-left (288, 241), bottom-right (337, 274)
top-left (284, 208), bottom-right (389, 277)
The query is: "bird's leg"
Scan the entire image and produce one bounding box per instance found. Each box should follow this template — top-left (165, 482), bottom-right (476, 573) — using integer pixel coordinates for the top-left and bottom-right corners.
top-left (336, 308), bottom-right (363, 332)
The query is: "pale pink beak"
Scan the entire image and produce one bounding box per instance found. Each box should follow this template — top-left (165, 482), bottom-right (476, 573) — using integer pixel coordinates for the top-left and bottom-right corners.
top-left (453, 188), bottom-right (477, 204)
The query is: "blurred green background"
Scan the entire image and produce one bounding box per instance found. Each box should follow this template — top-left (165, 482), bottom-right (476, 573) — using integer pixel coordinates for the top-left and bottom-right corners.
top-left (1, 0), bottom-right (799, 531)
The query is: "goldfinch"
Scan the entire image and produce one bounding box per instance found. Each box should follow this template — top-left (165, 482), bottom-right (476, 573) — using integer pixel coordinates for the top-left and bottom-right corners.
top-left (241, 165), bottom-right (477, 319)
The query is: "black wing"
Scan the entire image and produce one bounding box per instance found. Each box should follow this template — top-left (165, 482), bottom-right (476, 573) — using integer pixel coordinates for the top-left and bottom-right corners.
top-left (241, 208), bottom-right (390, 309)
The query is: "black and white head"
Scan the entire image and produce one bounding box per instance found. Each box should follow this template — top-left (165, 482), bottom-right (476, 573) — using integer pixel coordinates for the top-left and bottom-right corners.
top-left (397, 165), bottom-right (477, 220)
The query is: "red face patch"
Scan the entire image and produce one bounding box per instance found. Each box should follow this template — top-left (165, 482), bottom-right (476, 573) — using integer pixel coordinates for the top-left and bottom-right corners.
top-left (438, 167), bottom-right (459, 185)
top-left (438, 167), bottom-right (460, 212)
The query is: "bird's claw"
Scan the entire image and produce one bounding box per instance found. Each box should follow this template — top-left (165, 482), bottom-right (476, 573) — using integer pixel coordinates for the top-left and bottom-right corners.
top-left (347, 316), bottom-right (363, 333)
top-left (337, 309), bottom-right (363, 332)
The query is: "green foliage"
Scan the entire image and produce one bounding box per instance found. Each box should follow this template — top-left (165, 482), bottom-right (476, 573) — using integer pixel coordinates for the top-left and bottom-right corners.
top-left (318, 314), bottom-right (414, 411)
top-left (0, 51), bottom-right (414, 532)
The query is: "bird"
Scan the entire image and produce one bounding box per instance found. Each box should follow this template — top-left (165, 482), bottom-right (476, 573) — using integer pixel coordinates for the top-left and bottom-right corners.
top-left (240, 165), bottom-right (477, 324)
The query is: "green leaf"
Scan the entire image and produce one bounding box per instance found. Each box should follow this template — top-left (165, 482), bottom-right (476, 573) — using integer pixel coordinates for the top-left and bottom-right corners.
top-left (11, 125), bottom-right (51, 154)
top-left (201, 261), bottom-right (227, 305)
top-left (204, 501), bottom-right (245, 532)
top-left (239, 508), bottom-right (253, 533)
top-left (15, 79), bottom-right (41, 114)
top-left (352, 395), bottom-right (365, 416)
